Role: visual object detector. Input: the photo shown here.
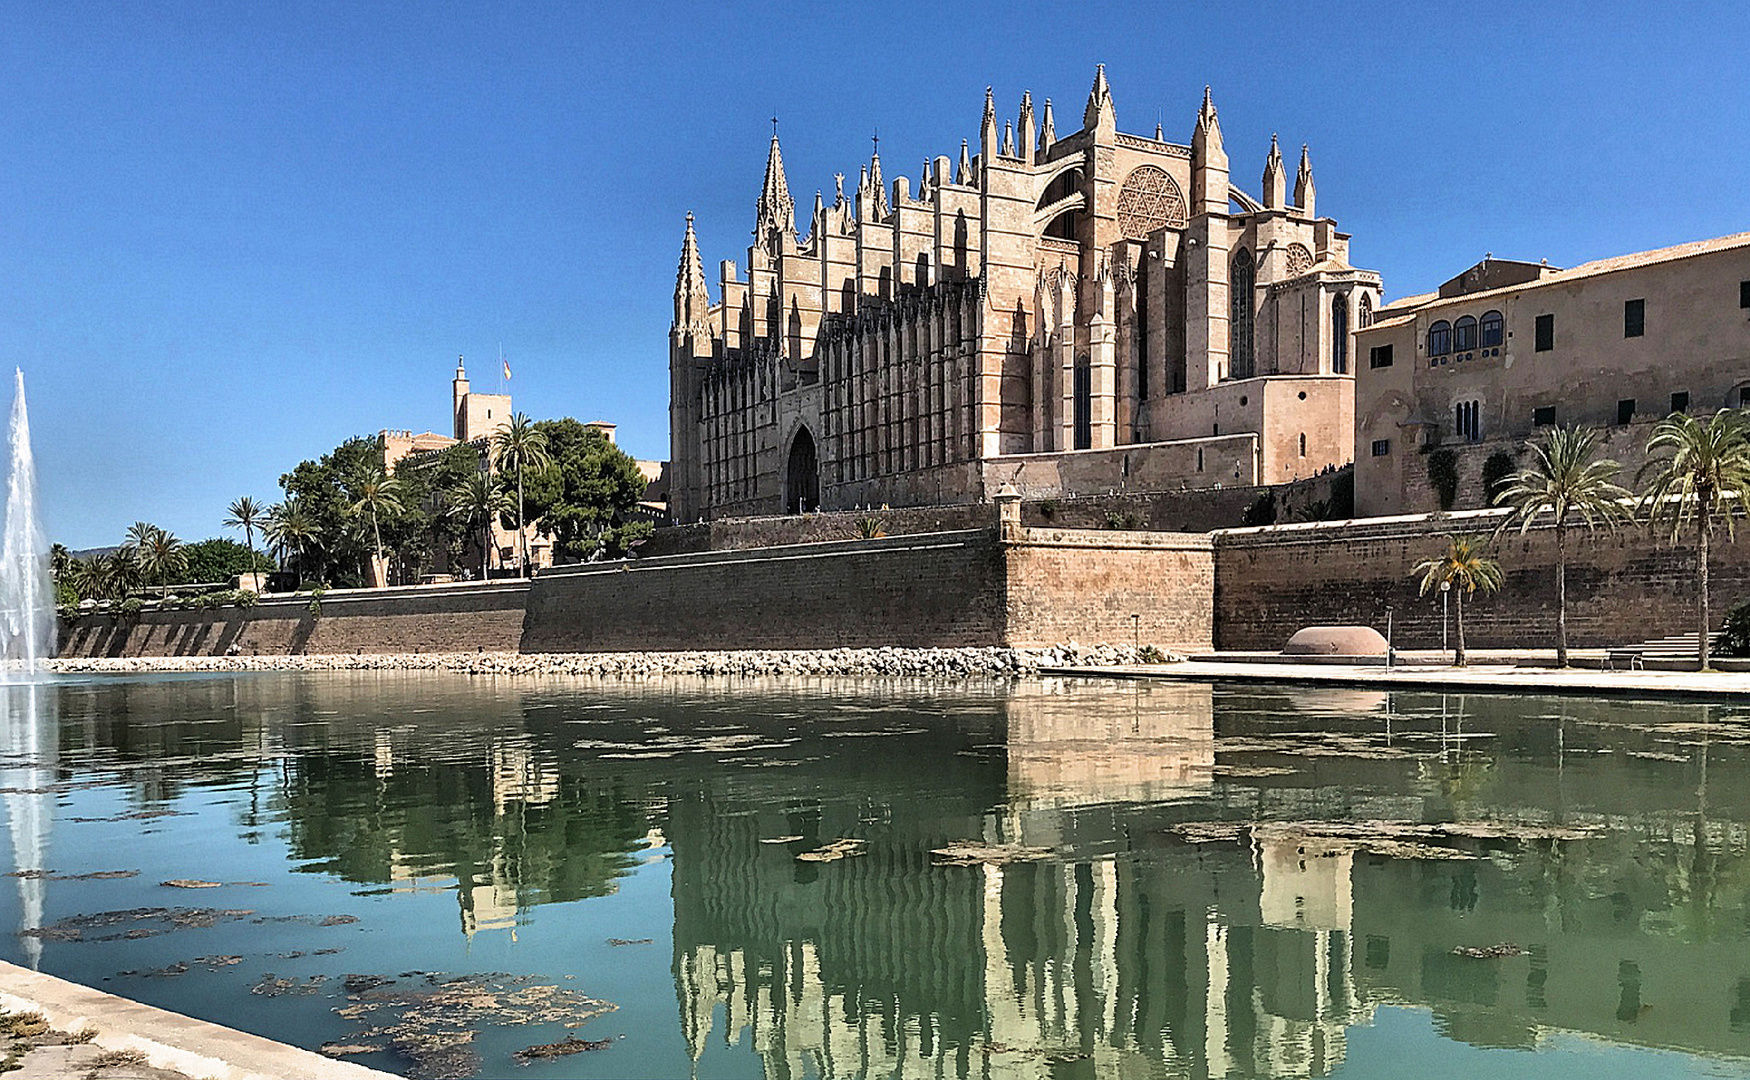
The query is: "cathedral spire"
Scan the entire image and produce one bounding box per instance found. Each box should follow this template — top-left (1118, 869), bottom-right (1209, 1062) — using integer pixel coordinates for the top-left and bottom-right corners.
top-left (755, 130), bottom-right (796, 244)
top-left (1001, 119), bottom-right (1015, 157)
top-left (1262, 133), bottom-right (1287, 210)
top-left (957, 138), bottom-right (973, 185)
top-left (919, 158), bottom-right (932, 200)
top-left (1083, 63), bottom-right (1114, 132)
top-left (1294, 142), bottom-right (1316, 217)
top-left (1195, 85), bottom-right (1222, 149)
top-left (674, 211), bottom-right (710, 328)
top-left (1040, 98), bottom-right (1056, 154)
top-left (980, 86), bottom-right (997, 161)
top-left (868, 132), bottom-right (889, 219)
top-left (1018, 91), bottom-right (1036, 160)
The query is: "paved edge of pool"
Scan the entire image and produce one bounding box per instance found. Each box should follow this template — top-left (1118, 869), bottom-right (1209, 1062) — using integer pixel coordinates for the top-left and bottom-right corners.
top-left (0, 959), bottom-right (398, 1080)
top-left (1040, 661), bottom-right (1750, 701)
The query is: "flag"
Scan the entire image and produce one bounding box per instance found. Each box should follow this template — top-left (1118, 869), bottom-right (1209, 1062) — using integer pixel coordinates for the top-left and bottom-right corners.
top-left (503, 359), bottom-right (512, 381)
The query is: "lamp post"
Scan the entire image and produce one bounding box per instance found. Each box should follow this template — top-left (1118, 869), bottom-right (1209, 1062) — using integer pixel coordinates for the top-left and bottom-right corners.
top-left (1441, 579), bottom-right (1452, 656)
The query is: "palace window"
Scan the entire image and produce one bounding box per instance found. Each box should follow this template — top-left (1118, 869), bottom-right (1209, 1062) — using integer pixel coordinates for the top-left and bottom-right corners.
top-left (1453, 315), bottom-right (1478, 353)
top-left (1332, 293), bottom-right (1349, 373)
top-left (1625, 298), bottom-right (1645, 338)
top-left (1427, 320), bottom-right (1452, 359)
top-left (1672, 391), bottom-right (1690, 414)
top-left (1371, 439), bottom-right (1391, 457)
top-left (1230, 249), bottom-right (1256, 379)
top-left (1535, 313), bottom-right (1554, 351)
top-left (1480, 310), bottom-right (1504, 348)
top-left (1369, 343), bottom-right (1394, 369)
top-left (1740, 280), bottom-right (1749, 308)
top-left (1455, 400), bottom-right (1482, 442)
top-left (1534, 405), bottom-right (1557, 426)
top-left (1299, 432), bottom-right (1307, 457)
top-left (1617, 398), bottom-right (1636, 425)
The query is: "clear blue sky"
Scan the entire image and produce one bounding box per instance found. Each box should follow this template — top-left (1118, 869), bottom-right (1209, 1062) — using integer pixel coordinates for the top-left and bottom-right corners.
top-left (8, 1), bottom-right (1747, 550)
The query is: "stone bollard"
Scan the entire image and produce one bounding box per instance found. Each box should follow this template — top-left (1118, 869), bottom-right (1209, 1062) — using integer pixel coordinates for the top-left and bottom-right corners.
top-left (994, 482), bottom-right (1023, 541)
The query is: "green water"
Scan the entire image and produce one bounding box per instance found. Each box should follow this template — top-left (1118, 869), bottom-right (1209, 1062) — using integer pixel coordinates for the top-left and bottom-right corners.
top-left (3, 672), bottom-right (1749, 1079)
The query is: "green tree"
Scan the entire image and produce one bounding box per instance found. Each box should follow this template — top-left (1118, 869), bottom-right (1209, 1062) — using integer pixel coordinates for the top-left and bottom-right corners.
top-left (179, 538), bottom-right (274, 585)
top-left (491, 414), bottom-right (550, 575)
top-left (279, 437), bottom-right (383, 587)
top-left (224, 496), bottom-right (265, 565)
top-left (265, 500), bottom-right (321, 587)
top-left (105, 549), bottom-right (142, 599)
top-left (128, 524), bottom-right (187, 598)
top-left (1493, 426), bottom-right (1631, 667)
top-left (1638, 409), bottom-right (1750, 669)
top-left (1412, 533), bottom-right (1504, 666)
top-left (346, 469), bottom-right (405, 586)
top-left (448, 471), bottom-right (508, 581)
top-left (519, 418), bottom-right (651, 560)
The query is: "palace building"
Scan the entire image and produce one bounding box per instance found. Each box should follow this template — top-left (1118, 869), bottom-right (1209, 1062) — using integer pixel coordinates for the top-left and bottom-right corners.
top-left (669, 67), bottom-right (1381, 522)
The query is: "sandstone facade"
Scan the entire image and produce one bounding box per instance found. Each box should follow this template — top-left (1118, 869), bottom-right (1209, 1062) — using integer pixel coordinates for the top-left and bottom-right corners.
top-left (670, 69), bottom-right (1379, 522)
top-left (1354, 233), bottom-right (1750, 517)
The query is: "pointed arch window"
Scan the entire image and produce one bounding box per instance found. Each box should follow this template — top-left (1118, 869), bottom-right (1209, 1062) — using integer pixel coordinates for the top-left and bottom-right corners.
top-left (1480, 310), bottom-right (1504, 348)
top-left (1453, 314), bottom-right (1478, 353)
top-left (1331, 292), bottom-right (1349, 374)
top-left (1230, 249), bottom-right (1256, 380)
top-left (1427, 320), bottom-right (1452, 362)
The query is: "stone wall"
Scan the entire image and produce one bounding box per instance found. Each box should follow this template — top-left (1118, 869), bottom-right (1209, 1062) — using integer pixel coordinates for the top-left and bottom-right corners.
top-left (56, 581), bottom-right (529, 659)
top-left (646, 468), bottom-right (1350, 555)
top-left (1003, 530), bottom-right (1214, 652)
top-left (1213, 509), bottom-right (1745, 651)
top-left (521, 531), bottom-right (1008, 652)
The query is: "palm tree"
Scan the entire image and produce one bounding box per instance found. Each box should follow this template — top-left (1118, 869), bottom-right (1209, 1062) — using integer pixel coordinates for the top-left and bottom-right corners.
top-left (50, 543), bottom-right (72, 583)
top-left (130, 525), bottom-right (187, 598)
top-left (448, 472), bottom-right (507, 582)
top-left (265, 500), bottom-right (320, 588)
top-left (224, 496), bottom-right (265, 566)
top-left (346, 470), bottom-right (404, 587)
top-left (491, 414), bottom-right (550, 576)
top-left (67, 557), bottom-right (105, 600)
top-left (1412, 533), bottom-right (1504, 666)
top-left (104, 549), bottom-right (141, 600)
top-left (1638, 409), bottom-right (1750, 669)
top-left (1493, 426), bottom-right (1631, 666)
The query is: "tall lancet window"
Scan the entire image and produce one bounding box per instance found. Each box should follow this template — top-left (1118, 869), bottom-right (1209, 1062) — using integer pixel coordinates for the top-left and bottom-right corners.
top-left (1331, 292), bottom-right (1349, 373)
top-left (1135, 253), bottom-right (1150, 401)
top-left (1073, 355), bottom-right (1092, 450)
top-left (1230, 249), bottom-right (1256, 380)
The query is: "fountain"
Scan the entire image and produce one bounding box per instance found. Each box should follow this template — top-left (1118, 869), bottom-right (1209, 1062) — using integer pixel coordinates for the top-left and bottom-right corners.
top-left (0, 369), bottom-right (51, 677)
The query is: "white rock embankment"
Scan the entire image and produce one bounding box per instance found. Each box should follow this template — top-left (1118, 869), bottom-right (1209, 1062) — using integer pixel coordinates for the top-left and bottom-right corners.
top-left (49, 644), bottom-right (1178, 679)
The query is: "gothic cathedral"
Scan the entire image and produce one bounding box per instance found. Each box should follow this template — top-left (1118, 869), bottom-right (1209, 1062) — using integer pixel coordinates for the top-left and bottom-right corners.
top-left (669, 68), bottom-right (1381, 522)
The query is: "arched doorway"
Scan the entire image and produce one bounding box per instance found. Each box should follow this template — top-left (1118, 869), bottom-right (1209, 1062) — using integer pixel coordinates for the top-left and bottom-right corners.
top-left (785, 427), bottom-right (819, 513)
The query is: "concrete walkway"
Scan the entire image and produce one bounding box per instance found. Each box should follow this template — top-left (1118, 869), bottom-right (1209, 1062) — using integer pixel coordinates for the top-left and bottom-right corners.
top-left (1042, 656), bottom-right (1750, 701)
top-left (0, 960), bottom-right (395, 1080)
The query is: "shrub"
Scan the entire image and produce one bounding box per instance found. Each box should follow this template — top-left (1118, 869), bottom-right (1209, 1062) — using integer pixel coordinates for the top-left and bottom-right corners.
top-left (1037, 499), bottom-right (1058, 520)
top-left (1137, 644), bottom-right (1168, 664)
top-left (1241, 491), bottom-right (1277, 527)
top-left (1426, 449), bottom-right (1460, 510)
top-left (1720, 599), bottom-right (1750, 658)
top-left (1482, 450), bottom-right (1518, 506)
top-left (1104, 511), bottom-right (1140, 530)
top-left (119, 598), bottom-right (145, 621)
top-left (856, 516), bottom-right (886, 539)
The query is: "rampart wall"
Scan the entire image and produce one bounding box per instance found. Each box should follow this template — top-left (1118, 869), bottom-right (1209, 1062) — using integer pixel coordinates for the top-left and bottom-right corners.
top-left (56, 582), bottom-right (529, 659)
top-left (1213, 509), bottom-right (1745, 651)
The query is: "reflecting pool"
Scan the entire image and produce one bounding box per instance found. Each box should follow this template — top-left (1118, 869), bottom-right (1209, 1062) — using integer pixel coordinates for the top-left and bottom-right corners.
top-left (3, 672), bottom-right (1750, 1078)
